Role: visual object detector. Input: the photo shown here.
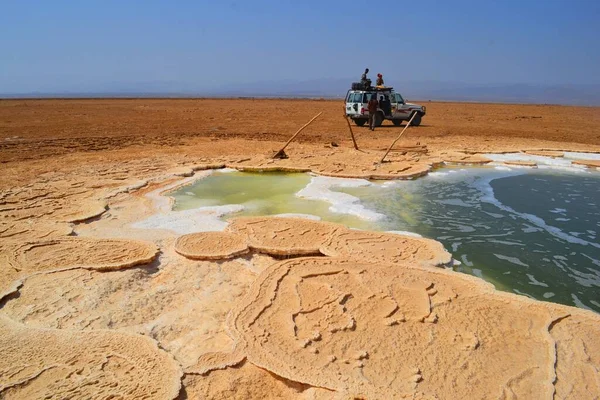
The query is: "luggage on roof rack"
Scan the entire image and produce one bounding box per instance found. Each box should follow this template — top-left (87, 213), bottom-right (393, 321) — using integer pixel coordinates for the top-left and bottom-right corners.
top-left (349, 82), bottom-right (394, 91)
top-left (351, 82), bottom-right (368, 90)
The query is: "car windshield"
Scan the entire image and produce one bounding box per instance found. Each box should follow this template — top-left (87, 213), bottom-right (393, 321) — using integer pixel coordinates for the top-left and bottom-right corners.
top-left (395, 93), bottom-right (405, 103)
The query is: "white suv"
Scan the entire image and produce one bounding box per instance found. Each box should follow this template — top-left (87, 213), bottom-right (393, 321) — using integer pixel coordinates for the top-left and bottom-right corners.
top-left (345, 87), bottom-right (426, 127)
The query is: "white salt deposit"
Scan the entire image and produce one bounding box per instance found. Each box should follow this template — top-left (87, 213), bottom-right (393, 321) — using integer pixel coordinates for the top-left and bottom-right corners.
top-left (386, 230), bottom-right (423, 238)
top-left (296, 176), bottom-right (385, 221)
top-left (483, 152), bottom-right (599, 172)
top-left (132, 204), bottom-right (244, 234)
top-left (274, 213), bottom-right (322, 221)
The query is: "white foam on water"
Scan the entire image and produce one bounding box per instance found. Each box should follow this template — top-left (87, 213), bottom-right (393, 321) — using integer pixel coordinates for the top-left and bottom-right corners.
top-left (471, 268), bottom-right (484, 278)
top-left (513, 289), bottom-right (536, 299)
top-left (581, 253), bottom-right (600, 267)
top-left (435, 198), bottom-right (473, 207)
top-left (543, 292), bottom-right (555, 298)
top-left (484, 152), bottom-right (599, 172)
top-left (537, 164), bottom-right (589, 174)
top-left (381, 180), bottom-right (399, 188)
top-left (564, 151), bottom-right (600, 161)
top-left (526, 273), bottom-right (549, 287)
top-left (428, 171), bottom-right (449, 178)
top-left (551, 259), bottom-right (567, 272)
top-left (494, 253), bottom-right (529, 267)
top-left (483, 211), bottom-right (504, 219)
top-left (567, 266), bottom-right (600, 288)
top-left (274, 213), bottom-right (322, 221)
top-left (571, 294), bottom-right (594, 311)
top-left (386, 230), bottom-right (423, 238)
top-left (473, 172), bottom-right (600, 249)
top-left (460, 254), bottom-right (473, 267)
top-left (296, 176), bottom-right (386, 221)
top-left (488, 239), bottom-right (523, 246)
top-left (426, 168), bottom-right (472, 182)
top-left (132, 204), bottom-right (244, 234)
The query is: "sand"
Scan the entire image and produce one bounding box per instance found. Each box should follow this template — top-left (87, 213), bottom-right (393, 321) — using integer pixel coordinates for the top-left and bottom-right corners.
top-left (1, 98), bottom-right (599, 399)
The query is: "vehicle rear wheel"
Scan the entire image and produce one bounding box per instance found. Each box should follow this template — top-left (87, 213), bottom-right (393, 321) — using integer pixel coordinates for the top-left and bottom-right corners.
top-left (392, 119), bottom-right (402, 127)
top-left (374, 112), bottom-right (384, 127)
top-left (354, 119), bottom-right (366, 127)
top-left (410, 112), bottom-right (422, 127)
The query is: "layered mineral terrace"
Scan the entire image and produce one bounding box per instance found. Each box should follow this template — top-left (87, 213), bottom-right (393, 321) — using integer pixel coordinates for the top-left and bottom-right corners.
top-left (1, 152), bottom-right (599, 399)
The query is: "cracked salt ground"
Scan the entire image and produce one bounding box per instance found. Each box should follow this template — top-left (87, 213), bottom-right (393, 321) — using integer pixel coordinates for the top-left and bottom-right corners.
top-left (172, 167), bottom-right (600, 312)
top-left (2, 165), bottom-right (600, 399)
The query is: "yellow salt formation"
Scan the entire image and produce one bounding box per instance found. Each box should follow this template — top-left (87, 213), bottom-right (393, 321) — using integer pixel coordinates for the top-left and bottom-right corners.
top-left (221, 255), bottom-right (599, 399)
top-left (7, 237), bottom-right (158, 272)
top-left (175, 231), bottom-right (249, 260)
top-left (1, 191), bottom-right (599, 399)
top-left (0, 315), bottom-right (182, 399)
top-left (227, 216), bottom-right (343, 256)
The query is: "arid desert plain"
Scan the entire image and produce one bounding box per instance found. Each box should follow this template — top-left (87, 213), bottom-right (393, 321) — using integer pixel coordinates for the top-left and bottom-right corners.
top-left (1, 98), bottom-right (599, 399)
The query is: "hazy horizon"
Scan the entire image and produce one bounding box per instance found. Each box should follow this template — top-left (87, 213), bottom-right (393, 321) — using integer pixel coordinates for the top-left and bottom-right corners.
top-left (2, 79), bottom-right (599, 106)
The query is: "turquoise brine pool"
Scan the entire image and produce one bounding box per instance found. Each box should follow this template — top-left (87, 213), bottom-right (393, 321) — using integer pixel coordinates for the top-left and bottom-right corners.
top-left (171, 168), bottom-right (600, 312)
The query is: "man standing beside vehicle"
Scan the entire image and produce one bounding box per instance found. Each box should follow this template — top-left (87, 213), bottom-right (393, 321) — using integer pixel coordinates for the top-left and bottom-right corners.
top-left (368, 94), bottom-right (379, 131)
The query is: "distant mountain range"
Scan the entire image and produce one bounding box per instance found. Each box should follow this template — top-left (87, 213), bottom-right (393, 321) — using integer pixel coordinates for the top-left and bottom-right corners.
top-left (2, 79), bottom-right (599, 106)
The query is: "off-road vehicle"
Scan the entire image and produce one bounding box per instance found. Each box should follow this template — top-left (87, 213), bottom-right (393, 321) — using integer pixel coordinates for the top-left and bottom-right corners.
top-left (345, 86), bottom-right (426, 127)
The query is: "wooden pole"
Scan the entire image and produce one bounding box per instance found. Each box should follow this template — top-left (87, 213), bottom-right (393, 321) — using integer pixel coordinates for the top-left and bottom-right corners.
top-left (273, 112), bottom-right (322, 158)
top-left (344, 115), bottom-right (359, 150)
top-left (379, 112), bottom-right (418, 164)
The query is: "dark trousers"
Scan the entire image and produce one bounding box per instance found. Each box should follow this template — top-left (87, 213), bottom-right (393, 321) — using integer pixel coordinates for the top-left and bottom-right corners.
top-left (368, 113), bottom-right (376, 130)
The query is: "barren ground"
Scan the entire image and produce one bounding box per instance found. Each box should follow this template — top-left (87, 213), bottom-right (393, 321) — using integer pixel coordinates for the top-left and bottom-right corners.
top-left (0, 98), bottom-right (599, 399)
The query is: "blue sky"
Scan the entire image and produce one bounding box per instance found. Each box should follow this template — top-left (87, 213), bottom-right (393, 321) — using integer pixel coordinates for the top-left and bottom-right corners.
top-left (1, 0), bottom-right (599, 93)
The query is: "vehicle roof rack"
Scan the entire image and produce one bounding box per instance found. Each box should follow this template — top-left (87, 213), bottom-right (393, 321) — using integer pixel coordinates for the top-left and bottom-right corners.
top-left (354, 86), bottom-right (394, 91)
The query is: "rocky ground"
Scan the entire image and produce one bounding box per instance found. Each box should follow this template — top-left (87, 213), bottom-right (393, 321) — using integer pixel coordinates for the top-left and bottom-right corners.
top-left (0, 98), bottom-right (599, 399)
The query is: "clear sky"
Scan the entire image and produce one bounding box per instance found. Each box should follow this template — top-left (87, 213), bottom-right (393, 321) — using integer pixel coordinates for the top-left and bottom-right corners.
top-left (1, 0), bottom-right (599, 93)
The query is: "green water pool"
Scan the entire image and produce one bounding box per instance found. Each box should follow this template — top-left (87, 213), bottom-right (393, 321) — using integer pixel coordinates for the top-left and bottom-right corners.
top-left (171, 167), bottom-right (600, 312)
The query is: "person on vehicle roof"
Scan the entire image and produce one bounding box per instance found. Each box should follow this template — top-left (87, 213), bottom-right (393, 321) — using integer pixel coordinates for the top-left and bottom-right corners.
top-left (360, 68), bottom-right (371, 88)
top-left (367, 94), bottom-right (379, 131)
top-left (376, 73), bottom-right (384, 86)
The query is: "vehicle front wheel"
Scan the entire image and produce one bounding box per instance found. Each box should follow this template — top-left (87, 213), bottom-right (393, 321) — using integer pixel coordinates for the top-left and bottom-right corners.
top-left (410, 112), bottom-right (422, 127)
top-left (354, 119), bottom-right (366, 127)
top-left (392, 119), bottom-right (402, 127)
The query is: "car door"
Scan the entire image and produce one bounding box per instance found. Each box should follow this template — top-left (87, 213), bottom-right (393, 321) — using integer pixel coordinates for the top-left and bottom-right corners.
top-left (393, 93), bottom-right (410, 119)
top-left (390, 92), bottom-right (399, 116)
top-left (346, 92), bottom-right (361, 117)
